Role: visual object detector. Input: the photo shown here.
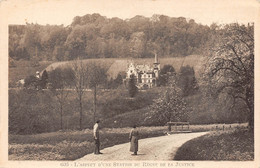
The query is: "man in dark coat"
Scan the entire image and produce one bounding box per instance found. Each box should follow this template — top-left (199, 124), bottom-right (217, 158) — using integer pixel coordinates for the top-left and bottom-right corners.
top-left (93, 120), bottom-right (102, 154)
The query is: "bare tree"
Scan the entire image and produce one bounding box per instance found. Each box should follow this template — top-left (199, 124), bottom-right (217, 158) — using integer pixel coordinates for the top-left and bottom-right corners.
top-left (204, 23), bottom-right (254, 129)
top-left (49, 67), bottom-right (74, 130)
top-left (72, 59), bottom-right (88, 130)
top-left (86, 62), bottom-right (107, 124)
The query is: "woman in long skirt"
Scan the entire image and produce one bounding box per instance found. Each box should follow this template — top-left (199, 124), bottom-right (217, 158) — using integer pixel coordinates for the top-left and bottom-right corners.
top-left (129, 125), bottom-right (139, 155)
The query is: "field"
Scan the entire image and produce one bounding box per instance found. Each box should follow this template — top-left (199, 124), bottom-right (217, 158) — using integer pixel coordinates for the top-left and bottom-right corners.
top-left (174, 128), bottom-right (254, 161)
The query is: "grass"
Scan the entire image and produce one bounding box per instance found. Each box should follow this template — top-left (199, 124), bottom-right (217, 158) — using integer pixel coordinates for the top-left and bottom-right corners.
top-left (9, 124), bottom-right (248, 160)
top-left (174, 128), bottom-right (254, 161)
top-left (9, 126), bottom-right (166, 160)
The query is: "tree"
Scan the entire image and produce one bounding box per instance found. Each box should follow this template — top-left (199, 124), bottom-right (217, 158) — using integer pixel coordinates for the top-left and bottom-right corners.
top-left (86, 62), bottom-right (108, 124)
top-left (49, 67), bottom-right (74, 130)
top-left (145, 83), bottom-right (189, 126)
top-left (178, 65), bottom-right (198, 96)
top-left (40, 70), bottom-right (48, 89)
top-left (72, 59), bottom-right (88, 130)
top-left (65, 25), bottom-right (87, 59)
top-left (158, 64), bottom-right (176, 86)
top-left (24, 75), bottom-right (38, 89)
top-left (128, 74), bottom-right (138, 97)
top-left (204, 23), bottom-right (254, 129)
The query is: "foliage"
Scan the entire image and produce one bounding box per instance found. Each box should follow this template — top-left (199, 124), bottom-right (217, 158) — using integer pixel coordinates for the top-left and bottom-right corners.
top-left (49, 67), bottom-right (75, 89)
top-left (85, 62), bottom-right (108, 88)
top-left (157, 64), bottom-right (176, 86)
top-left (9, 14), bottom-right (211, 61)
top-left (100, 88), bottom-right (160, 119)
top-left (174, 129), bottom-right (254, 160)
top-left (40, 70), bottom-right (48, 89)
top-left (24, 75), bottom-right (39, 89)
top-left (9, 58), bottom-right (16, 68)
top-left (145, 85), bottom-right (190, 126)
top-left (128, 74), bottom-right (138, 97)
top-left (177, 65), bottom-right (199, 96)
top-left (203, 23), bottom-right (254, 129)
top-left (9, 89), bottom-right (58, 134)
top-left (107, 73), bottom-right (124, 89)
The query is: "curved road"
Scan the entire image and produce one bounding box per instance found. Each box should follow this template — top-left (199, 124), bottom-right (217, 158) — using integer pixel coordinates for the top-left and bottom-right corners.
top-left (77, 132), bottom-right (208, 161)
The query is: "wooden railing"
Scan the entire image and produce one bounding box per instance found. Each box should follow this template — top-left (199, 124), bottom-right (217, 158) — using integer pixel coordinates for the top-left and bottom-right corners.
top-left (167, 122), bottom-right (190, 132)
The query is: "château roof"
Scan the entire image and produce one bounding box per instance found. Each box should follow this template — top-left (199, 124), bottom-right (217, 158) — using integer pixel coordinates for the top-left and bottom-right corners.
top-left (136, 64), bottom-right (153, 73)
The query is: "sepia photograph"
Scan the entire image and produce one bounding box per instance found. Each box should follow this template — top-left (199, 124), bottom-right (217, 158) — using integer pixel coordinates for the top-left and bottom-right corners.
top-left (0, 0), bottom-right (260, 167)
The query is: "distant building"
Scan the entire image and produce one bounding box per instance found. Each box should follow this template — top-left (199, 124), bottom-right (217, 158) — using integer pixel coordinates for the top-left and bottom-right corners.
top-left (125, 53), bottom-right (160, 89)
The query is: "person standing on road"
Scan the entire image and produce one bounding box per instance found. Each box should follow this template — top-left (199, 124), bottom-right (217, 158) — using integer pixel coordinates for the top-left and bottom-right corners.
top-left (129, 125), bottom-right (139, 155)
top-left (93, 120), bottom-right (102, 154)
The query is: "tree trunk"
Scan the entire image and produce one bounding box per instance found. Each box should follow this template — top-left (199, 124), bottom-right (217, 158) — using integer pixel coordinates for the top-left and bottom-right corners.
top-left (79, 95), bottom-right (83, 130)
top-left (60, 104), bottom-right (63, 130)
top-left (245, 95), bottom-right (254, 131)
top-left (248, 105), bottom-right (254, 131)
top-left (93, 85), bottom-right (97, 124)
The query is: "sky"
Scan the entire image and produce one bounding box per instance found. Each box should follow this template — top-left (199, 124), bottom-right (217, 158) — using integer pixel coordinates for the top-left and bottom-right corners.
top-left (1, 0), bottom-right (259, 26)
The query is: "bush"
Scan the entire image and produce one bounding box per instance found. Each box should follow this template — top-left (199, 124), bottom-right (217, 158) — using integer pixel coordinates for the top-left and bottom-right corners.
top-left (9, 59), bottom-right (16, 68)
top-left (128, 75), bottom-right (138, 97)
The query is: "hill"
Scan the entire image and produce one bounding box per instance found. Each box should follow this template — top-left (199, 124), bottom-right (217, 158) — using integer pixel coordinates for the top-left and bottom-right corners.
top-left (44, 55), bottom-right (206, 79)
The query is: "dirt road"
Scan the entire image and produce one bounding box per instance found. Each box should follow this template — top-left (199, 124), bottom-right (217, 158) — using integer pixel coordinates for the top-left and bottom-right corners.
top-left (77, 132), bottom-right (208, 161)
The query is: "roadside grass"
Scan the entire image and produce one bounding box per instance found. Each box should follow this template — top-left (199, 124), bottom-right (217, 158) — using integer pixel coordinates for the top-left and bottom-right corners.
top-left (9, 127), bottom-right (166, 160)
top-left (174, 128), bottom-right (254, 161)
top-left (9, 124), bottom-right (247, 160)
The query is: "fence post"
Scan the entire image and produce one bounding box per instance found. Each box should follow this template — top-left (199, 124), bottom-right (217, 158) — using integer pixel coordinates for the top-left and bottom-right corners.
top-left (168, 124), bottom-right (171, 132)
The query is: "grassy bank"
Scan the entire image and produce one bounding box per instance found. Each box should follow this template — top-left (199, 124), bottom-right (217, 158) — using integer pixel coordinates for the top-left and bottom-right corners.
top-left (9, 127), bottom-right (166, 160)
top-left (174, 129), bottom-right (254, 161)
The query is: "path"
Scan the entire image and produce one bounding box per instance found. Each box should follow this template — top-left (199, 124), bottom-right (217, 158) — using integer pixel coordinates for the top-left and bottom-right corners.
top-left (77, 132), bottom-right (208, 161)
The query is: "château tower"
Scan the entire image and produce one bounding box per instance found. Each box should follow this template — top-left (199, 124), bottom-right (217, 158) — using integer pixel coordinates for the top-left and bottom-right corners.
top-left (153, 52), bottom-right (160, 78)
